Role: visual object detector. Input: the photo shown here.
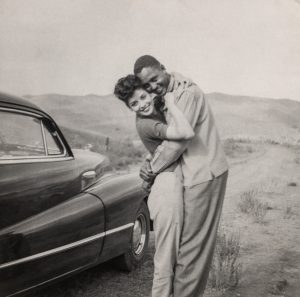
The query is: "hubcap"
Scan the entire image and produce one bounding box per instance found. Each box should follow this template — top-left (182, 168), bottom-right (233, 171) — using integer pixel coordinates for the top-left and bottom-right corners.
top-left (132, 214), bottom-right (147, 255)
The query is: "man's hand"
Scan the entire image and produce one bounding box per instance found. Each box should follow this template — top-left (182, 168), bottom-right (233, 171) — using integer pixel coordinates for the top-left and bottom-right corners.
top-left (174, 76), bottom-right (193, 99)
top-left (174, 75), bottom-right (193, 91)
top-left (140, 159), bottom-right (156, 182)
top-left (142, 180), bottom-right (152, 193)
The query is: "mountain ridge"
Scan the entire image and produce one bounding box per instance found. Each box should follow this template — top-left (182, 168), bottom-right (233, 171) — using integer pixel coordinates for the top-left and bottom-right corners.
top-left (24, 92), bottom-right (300, 141)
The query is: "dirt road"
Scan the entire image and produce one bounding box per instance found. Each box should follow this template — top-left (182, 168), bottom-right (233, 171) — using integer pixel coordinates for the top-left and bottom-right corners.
top-left (222, 143), bottom-right (300, 297)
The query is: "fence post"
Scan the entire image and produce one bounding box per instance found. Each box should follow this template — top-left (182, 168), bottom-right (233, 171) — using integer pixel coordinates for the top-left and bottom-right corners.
top-left (105, 137), bottom-right (110, 151)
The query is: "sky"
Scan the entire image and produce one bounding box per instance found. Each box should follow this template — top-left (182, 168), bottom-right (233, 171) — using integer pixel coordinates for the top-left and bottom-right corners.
top-left (0, 0), bottom-right (299, 100)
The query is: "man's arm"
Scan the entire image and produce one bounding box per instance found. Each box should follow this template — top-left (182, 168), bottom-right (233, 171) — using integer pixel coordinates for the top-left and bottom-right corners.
top-left (164, 92), bottom-right (195, 140)
top-left (150, 87), bottom-right (203, 174)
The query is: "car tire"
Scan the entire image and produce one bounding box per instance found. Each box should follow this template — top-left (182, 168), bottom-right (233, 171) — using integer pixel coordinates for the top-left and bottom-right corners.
top-left (115, 201), bottom-right (150, 271)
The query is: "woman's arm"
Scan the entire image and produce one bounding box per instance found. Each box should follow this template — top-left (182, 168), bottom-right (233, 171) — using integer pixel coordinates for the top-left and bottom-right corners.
top-left (164, 93), bottom-right (195, 140)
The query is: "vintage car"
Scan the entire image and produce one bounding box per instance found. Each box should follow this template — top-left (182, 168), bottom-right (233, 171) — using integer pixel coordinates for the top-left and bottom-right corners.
top-left (0, 92), bottom-right (150, 297)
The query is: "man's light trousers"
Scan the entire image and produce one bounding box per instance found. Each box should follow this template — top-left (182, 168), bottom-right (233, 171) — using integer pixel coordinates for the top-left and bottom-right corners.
top-left (173, 170), bottom-right (228, 297)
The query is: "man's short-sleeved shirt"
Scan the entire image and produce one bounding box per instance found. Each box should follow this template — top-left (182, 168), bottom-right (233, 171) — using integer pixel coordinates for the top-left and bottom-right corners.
top-left (135, 113), bottom-right (168, 155)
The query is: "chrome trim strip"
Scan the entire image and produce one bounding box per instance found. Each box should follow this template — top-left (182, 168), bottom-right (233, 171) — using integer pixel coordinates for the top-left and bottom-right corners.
top-left (41, 121), bottom-right (48, 156)
top-left (54, 131), bottom-right (67, 156)
top-left (105, 223), bottom-right (133, 235)
top-left (0, 156), bottom-right (73, 165)
top-left (0, 107), bottom-right (43, 118)
top-left (41, 121), bottom-right (67, 157)
top-left (0, 223), bottom-right (133, 270)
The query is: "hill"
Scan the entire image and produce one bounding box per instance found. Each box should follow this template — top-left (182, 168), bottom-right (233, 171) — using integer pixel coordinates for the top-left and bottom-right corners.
top-left (207, 93), bottom-right (300, 142)
top-left (25, 92), bottom-right (300, 143)
top-left (25, 93), bottom-right (136, 139)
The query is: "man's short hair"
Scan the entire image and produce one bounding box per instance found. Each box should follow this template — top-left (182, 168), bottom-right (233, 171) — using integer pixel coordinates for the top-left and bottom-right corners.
top-left (114, 75), bottom-right (142, 107)
top-left (134, 55), bottom-right (163, 75)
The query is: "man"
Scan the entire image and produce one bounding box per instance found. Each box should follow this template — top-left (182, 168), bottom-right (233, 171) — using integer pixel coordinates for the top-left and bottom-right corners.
top-left (134, 55), bottom-right (229, 297)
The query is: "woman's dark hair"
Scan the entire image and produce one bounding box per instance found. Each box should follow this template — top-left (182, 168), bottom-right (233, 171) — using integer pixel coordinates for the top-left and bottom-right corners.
top-left (114, 75), bottom-right (142, 107)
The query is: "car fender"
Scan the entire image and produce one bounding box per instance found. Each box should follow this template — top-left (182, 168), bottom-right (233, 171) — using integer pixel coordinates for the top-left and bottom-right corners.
top-left (85, 172), bottom-right (147, 261)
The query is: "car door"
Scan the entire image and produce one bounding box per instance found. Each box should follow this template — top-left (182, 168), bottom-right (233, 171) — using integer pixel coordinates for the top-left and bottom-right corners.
top-left (0, 107), bottom-right (105, 296)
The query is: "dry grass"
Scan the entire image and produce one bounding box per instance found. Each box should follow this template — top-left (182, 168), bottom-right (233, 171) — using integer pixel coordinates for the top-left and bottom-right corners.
top-left (237, 190), bottom-right (269, 224)
top-left (237, 190), bottom-right (257, 213)
top-left (223, 138), bottom-right (255, 158)
top-left (294, 148), bottom-right (300, 164)
top-left (209, 230), bottom-right (242, 290)
top-left (224, 135), bottom-right (300, 147)
top-left (252, 202), bottom-right (269, 224)
top-left (61, 126), bottom-right (147, 170)
top-left (283, 203), bottom-right (294, 219)
top-left (258, 177), bottom-right (283, 194)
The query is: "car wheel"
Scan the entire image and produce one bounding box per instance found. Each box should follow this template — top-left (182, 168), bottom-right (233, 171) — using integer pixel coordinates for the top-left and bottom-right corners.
top-left (115, 201), bottom-right (150, 271)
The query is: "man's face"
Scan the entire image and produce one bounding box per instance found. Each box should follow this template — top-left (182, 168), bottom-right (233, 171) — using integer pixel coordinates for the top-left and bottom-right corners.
top-left (137, 66), bottom-right (170, 96)
top-left (128, 88), bottom-right (155, 117)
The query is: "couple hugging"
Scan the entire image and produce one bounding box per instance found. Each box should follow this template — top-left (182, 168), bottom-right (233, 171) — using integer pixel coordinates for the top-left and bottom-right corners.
top-left (114, 55), bottom-right (229, 297)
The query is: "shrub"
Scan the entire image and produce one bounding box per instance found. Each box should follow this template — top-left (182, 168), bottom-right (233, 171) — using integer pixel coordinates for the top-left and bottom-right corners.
top-left (223, 138), bottom-right (239, 157)
top-left (237, 191), bottom-right (269, 224)
top-left (237, 190), bottom-right (257, 214)
top-left (223, 138), bottom-right (254, 158)
top-left (284, 204), bottom-right (294, 219)
top-left (209, 230), bottom-right (242, 290)
top-left (252, 201), bottom-right (268, 224)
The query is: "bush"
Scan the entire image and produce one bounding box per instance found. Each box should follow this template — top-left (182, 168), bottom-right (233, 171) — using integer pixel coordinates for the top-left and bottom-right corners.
top-left (209, 230), bottom-right (242, 290)
top-left (284, 203), bottom-right (294, 219)
top-left (237, 191), bottom-right (269, 224)
top-left (237, 190), bottom-right (257, 214)
top-left (252, 201), bottom-right (268, 224)
top-left (223, 138), bottom-right (254, 158)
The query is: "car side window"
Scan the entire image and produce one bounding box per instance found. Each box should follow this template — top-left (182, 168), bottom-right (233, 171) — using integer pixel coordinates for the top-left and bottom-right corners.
top-left (43, 122), bottom-right (64, 155)
top-left (0, 109), bottom-right (66, 160)
top-left (0, 110), bottom-right (45, 159)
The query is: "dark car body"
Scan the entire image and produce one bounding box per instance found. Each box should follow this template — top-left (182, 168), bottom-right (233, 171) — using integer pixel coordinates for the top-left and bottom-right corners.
top-left (0, 92), bottom-right (149, 297)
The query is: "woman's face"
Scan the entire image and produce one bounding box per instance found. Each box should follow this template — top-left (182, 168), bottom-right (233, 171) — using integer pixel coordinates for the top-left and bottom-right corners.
top-left (128, 88), bottom-right (155, 117)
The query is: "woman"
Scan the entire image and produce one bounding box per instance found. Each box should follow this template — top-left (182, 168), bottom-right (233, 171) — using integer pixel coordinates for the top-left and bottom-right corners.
top-left (114, 74), bottom-right (194, 297)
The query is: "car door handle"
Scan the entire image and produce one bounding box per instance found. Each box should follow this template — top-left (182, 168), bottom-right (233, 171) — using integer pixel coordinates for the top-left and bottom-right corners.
top-left (82, 171), bottom-right (96, 179)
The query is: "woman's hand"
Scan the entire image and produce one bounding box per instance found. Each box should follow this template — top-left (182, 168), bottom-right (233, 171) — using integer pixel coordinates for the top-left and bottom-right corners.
top-left (139, 159), bottom-right (156, 182)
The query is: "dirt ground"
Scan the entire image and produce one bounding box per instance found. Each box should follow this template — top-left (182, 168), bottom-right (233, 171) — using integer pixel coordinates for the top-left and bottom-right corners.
top-left (219, 143), bottom-right (300, 297)
top-left (33, 142), bottom-right (300, 297)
